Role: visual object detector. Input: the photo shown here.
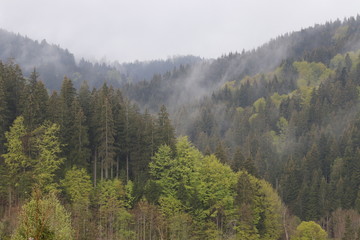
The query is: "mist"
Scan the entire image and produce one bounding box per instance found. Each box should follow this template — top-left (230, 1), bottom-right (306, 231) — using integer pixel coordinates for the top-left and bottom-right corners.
top-left (1, 0), bottom-right (360, 63)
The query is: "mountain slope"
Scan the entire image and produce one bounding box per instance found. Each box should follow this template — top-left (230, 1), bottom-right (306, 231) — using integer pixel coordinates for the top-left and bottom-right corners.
top-left (0, 29), bottom-right (202, 90)
top-left (124, 16), bottom-right (360, 230)
top-left (124, 16), bottom-right (360, 113)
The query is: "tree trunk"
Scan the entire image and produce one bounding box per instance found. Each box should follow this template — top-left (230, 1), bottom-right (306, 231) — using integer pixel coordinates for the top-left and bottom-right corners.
top-left (116, 155), bottom-right (119, 178)
top-left (94, 150), bottom-right (97, 187)
top-left (8, 186), bottom-right (11, 217)
top-left (101, 158), bottom-right (104, 181)
top-left (126, 153), bottom-right (129, 183)
top-left (283, 207), bottom-right (289, 240)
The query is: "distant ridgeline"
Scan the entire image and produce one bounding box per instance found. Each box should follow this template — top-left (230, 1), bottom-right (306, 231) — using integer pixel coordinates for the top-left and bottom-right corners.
top-left (0, 28), bottom-right (202, 90)
top-left (122, 16), bottom-right (360, 113)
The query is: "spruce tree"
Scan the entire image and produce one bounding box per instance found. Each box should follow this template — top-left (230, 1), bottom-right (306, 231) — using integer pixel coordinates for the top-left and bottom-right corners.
top-left (69, 97), bottom-right (90, 168)
top-left (97, 84), bottom-right (116, 180)
top-left (0, 75), bottom-right (8, 153)
top-left (232, 146), bottom-right (245, 172)
top-left (343, 215), bottom-right (355, 240)
top-left (156, 105), bottom-right (175, 151)
top-left (22, 70), bottom-right (49, 130)
top-left (59, 77), bottom-right (76, 164)
top-left (215, 141), bottom-right (228, 164)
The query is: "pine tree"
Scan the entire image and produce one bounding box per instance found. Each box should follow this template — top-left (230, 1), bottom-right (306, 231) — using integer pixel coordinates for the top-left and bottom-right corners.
top-left (156, 105), bottom-right (175, 151)
top-left (47, 91), bottom-right (62, 124)
top-left (2, 116), bottom-right (32, 208)
top-left (69, 97), bottom-right (90, 168)
top-left (22, 69), bottom-right (49, 130)
top-left (0, 75), bottom-right (8, 153)
top-left (62, 167), bottom-right (93, 240)
top-left (97, 84), bottom-right (116, 180)
top-left (33, 121), bottom-right (64, 192)
top-left (232, 146), bottom-right (245, 172)
top-left (59, 77), bottom-right (77, 164)
top-left (215, 141), bottom-right (228, 164)
top-left (243, 156), bottom-right (258, 177)
top-left (343, 215), bottom-right (355, 240)
top-left (12, 189), bottom-right (74, 240)
top-left (1, 62), bottom-right (25, 121)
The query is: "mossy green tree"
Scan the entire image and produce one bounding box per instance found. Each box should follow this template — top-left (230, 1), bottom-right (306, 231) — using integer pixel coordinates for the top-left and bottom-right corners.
top-left (96, 179), bottom-right (133, 240)
top-left (11, 190), bottom-right (73, 240)
top-left (62, 167), bottom-right (93, 240)
top-left (291, 221), bottom-right (327, 240)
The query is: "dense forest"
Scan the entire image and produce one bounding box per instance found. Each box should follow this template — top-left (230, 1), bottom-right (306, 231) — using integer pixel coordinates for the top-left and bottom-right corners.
top-left (2, 16), bottom-right (360, 240)
top-left (0, 63), bottom-right (288, 239)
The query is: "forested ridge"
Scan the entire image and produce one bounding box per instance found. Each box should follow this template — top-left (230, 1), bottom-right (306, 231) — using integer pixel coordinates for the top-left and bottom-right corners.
top-left (2, 16), bottom-right (360, 240)
top-left (0, 28), bottom-right (201, 90)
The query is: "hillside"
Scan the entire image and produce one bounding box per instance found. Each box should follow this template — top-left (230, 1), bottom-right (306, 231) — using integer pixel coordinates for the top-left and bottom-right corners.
top-left (2, 16), bottom-right (360, 240)
top-left (124, 16), bottom-right (360, 113)
top-left (126, 16), bottom-right (360, 238)
top-left (0, 29), bottom-right (201, 90)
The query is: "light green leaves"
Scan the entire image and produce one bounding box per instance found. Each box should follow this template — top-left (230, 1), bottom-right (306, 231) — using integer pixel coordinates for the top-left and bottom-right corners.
top-left (291, 221), bottom-right (327, 240)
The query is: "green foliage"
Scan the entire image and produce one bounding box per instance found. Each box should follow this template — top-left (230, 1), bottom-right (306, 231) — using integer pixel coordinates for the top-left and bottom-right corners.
top-left (270, 93), bottom-right (288, 108)
top-left (258, 180), bottom-right (283, 240)
top-left (343, 215), bottom-right (355, 240)
top-left (6, 19), bottom-right (360, 239)
top-left (293, 61), bottom-right (333, 87)
top-left (33, 121), bottom-right (64, 191)
top-left (253, 98), bottom-right (266, 113)
top-left (96, 179), bottom-right (125, 213)
top-left (95, 179), bottom-right (133, 239)
top-left (156, 105), bottom-right (176, 150)
top-left (291, 221), bottom-right (327, 240)
top-left (97, 84), bottom-right (116, 179)
top-left (61, 166), bottom-right (92, 205)
top-left (61, 167), bottom-right (92, 240)
top-left (333, 25), bottom-right (349, 41)
top-left (3, 116), bottom-right (31, 189)
top-left (234, 171), bottom-right (285, 239)
top-left (197, 154), bottom-right (237, 213)
top-left (11, 190), bottom-right (73, 240)
top-left (124, 180), bottom-right (135, 208)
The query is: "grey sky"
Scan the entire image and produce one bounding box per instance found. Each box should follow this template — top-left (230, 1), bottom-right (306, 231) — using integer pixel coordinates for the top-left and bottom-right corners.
top-left (1, 0), bottom-right (360, 63)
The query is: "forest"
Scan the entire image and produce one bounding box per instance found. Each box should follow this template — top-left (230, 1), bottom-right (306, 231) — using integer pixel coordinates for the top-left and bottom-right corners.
top-left (2, 16), bottom-right (360, 240)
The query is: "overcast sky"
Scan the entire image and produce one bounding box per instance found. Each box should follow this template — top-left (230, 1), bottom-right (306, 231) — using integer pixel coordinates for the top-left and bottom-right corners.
top-left (1, 0), bottom-right (360, 63)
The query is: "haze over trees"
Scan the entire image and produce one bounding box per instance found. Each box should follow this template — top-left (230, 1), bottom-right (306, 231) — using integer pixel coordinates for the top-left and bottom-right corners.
top-left (2, 15), bottom-right (360, 240)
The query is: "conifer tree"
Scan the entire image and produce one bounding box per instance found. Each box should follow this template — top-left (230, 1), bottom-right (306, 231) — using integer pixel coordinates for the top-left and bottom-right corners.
top-left (343, 215), bottom-right (355, 240)
top-left (59, 77), bottom-right (77, 164)
top-left (47, 91), bottom-right (62, 124)
top-left (69, 97), bottom-right (90, 168)
top-left (22, 69), bottom-right (49, 131)
top-left (1, 62), bottom-right (25, 121)
top-left (232, 146), bottom-right (245, 172)
top-left (156, 105), bottom-right (175, 150)
top-left (2, 116), bottom-right (31, 207)
top-left (12, 190), bottom-right (73, 240)
top-left (0, 75), bottom-right (8, 153)
top-left (215, 141), bottom-right (228, 164)
top-left (97, 84), bottom-right (116, 180)
top-left (32, 121), bottom-right (64, 192)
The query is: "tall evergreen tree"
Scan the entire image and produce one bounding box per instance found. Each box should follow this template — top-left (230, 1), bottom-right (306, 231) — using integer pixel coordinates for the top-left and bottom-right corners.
top-left (97, 84), bottom-right (116, 180)
top-left (0, 75), bottom-right (8, 153)
top-left (22, 69), bottom-right (49, 130)
top-left (232, 146), bottom-right (245, 172)
top-left (59, 77), bottom-right (77, 165)
top-left (156, 105), bottom-right (175, 151)
top-left (69, 97), bottom-right (90, 168)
